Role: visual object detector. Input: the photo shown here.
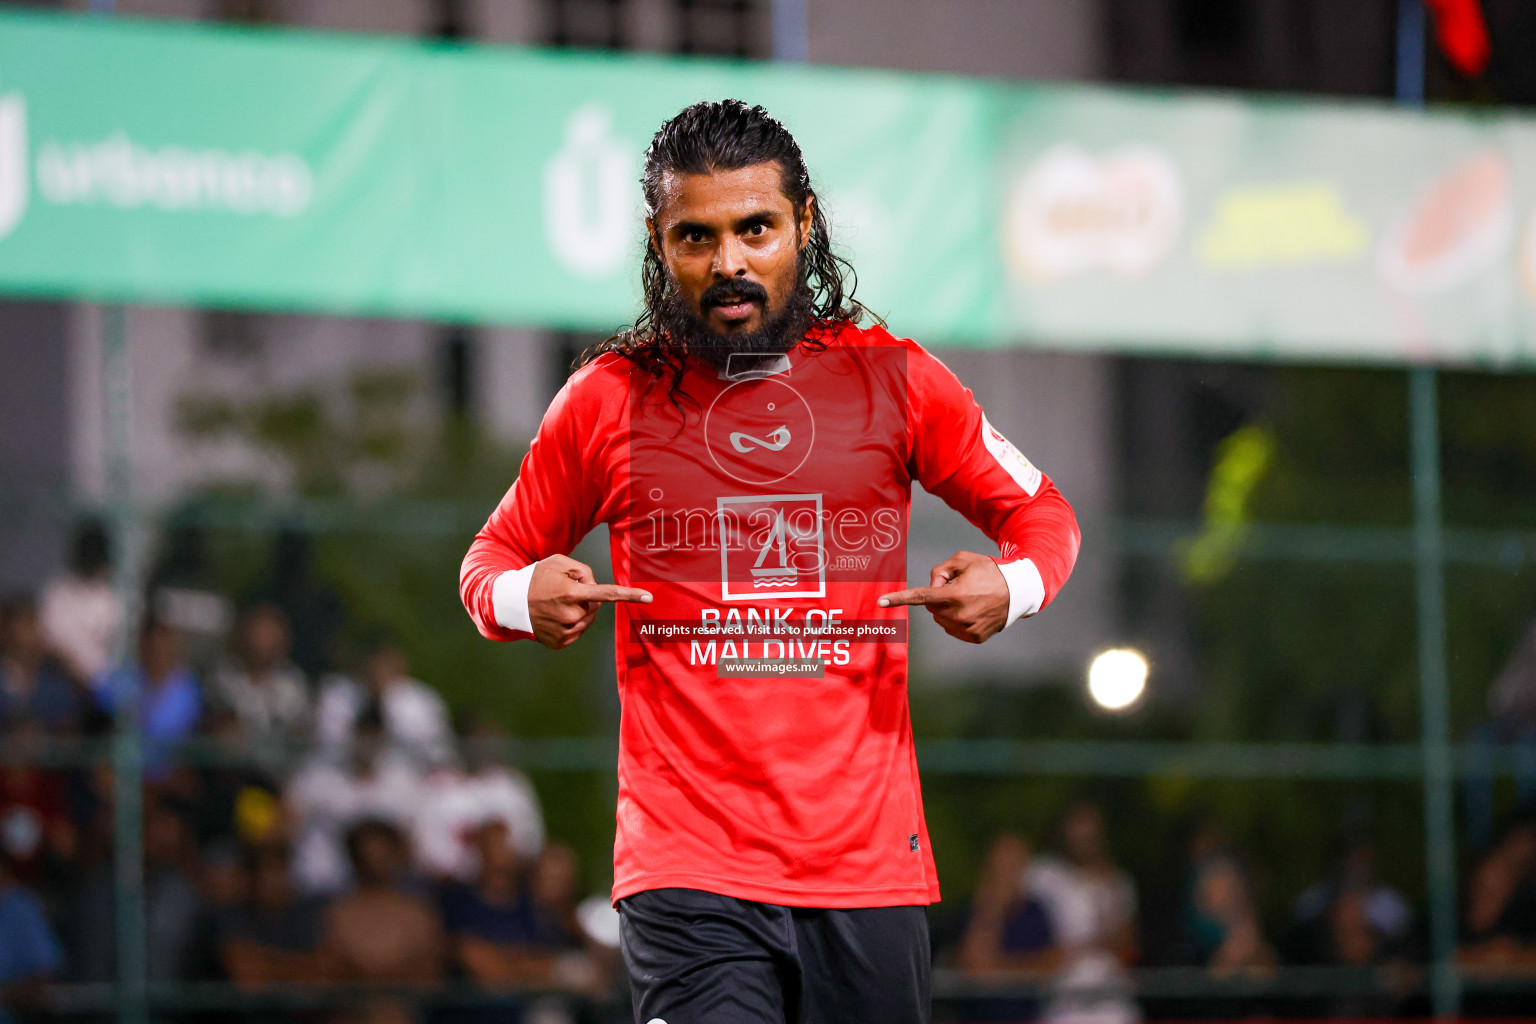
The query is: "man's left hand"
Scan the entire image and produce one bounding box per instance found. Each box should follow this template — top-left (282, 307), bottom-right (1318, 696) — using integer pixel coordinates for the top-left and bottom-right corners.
top-left (877, 551), bottom-right (1009, 644)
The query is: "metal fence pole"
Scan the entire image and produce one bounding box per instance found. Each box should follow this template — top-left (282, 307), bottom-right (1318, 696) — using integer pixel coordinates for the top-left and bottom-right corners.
top-left (81, 1), bottom-right (143, 1017)
top-left (102, 304), bottom-right (147, 1024)
top-left (1412, 366), bottom-right (1459, 1018)
top-left (1395, 1), bottom-right (1458, 1017)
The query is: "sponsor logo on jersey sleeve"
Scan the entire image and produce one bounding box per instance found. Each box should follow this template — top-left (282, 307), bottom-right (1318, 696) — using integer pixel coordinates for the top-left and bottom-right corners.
top-left (979, 414), bottom-right (1041, 496)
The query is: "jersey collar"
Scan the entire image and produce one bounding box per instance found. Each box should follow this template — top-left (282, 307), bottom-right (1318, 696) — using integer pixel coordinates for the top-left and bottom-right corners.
top-left (717, 352), bottom-right (793, 381)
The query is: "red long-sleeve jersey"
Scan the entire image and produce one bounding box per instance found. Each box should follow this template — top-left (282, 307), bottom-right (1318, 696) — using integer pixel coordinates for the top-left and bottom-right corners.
top-left (460, 322), bottom-right (1079, 908)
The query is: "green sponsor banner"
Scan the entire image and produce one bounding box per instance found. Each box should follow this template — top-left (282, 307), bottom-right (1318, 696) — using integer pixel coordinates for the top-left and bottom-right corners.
top-left (1, 9), bottom-right (1535, 365)
top-left (993, 89), bottom-right (1536, 365)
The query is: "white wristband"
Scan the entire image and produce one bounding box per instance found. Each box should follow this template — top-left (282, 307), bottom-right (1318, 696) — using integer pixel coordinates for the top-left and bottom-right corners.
top-left (998, 558), bottom-right (1045, 627)
top-left (491, 563), bottom-right (537, 634)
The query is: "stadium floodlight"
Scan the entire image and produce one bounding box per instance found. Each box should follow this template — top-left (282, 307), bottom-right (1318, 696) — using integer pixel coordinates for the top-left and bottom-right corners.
top-left (1087, 648), bottom-right (1148, 711)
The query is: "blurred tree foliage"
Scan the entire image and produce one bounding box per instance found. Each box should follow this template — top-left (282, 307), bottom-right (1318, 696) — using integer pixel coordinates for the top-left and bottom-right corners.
top-left (913, 365), bottom-right (1536, 954)
top-left (1187, 366), bottom-right (1536, 745)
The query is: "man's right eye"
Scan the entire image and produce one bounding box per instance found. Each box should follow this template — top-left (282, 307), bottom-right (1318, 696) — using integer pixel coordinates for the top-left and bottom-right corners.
top-left (684, 230), bottom-right (707, 244)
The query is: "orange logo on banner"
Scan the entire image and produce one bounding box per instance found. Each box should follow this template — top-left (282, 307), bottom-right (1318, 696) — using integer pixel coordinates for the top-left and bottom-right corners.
top-left (1378, 148), bottom-right (1513, 295)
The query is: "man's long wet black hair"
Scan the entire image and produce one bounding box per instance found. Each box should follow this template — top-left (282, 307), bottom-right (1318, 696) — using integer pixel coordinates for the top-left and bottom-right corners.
top-left (576, 99), bottom-right (868, 404)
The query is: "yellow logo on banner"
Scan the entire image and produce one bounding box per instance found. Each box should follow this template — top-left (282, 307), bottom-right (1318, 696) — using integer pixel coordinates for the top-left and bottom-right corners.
top-left (1199, 182), bottom-right (1367, 270)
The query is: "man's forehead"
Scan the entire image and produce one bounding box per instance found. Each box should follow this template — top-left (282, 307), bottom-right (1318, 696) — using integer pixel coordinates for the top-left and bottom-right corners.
top-left (653, 162), bottom-right (791, 223)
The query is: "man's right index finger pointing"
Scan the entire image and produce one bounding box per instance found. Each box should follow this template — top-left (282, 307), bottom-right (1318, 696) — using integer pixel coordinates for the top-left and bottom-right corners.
top-left (580, 584), bottom-right (653, 604)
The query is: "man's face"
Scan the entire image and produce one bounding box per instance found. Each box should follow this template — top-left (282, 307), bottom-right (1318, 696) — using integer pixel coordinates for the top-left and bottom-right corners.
top-left (532, 844), bottom-right (578, 906)
top-left (1063, 804), bottom-right (1104, 864)
top-left (139, 625), bottom-right (179, 682)
top-left (364, 647), bottom-right (406, 693)
top-left (473, 821), bottom-right (517, 876)
top-left (241, 607), bottom-right (289, 671)
top-left (0, 608), bottom-right (41, 664)
top-left (647, 162), bottom-right (814, 345)
top-left (354, 829), bottom-right (403, 887)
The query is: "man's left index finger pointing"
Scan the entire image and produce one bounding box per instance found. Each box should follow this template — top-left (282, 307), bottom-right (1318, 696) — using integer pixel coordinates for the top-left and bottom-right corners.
top-left (878, 587), bottom-right (956, 608)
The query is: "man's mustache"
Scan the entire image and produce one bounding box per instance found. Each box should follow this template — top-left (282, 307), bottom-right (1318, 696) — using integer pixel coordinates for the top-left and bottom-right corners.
top-left (700, 279), bottom-right (770, 309)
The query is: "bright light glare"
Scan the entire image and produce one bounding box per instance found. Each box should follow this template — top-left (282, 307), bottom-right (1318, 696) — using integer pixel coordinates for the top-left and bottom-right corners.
top-left (1087, 649), bottom-right (1148, 711)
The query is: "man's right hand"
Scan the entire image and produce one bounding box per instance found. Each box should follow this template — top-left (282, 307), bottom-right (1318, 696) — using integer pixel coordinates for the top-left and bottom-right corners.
top-left (528, 554), bottom-right (652, 650)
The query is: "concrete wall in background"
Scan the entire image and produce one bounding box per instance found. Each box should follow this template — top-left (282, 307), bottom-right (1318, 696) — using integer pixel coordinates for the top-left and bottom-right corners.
top-left (467, 0), bottom-right (542, 45)
top-left (66, 306), bottom-right (440, 505)
top-left (62, 0), bottom-right (431, 33)
top-left (809, 0), bottom-right (1103, 79)
top-left (56, 0), bottom-right (1106, 79)
top-left (0, 301), bottom-right (70, 592)
top-left (477, 326), bottom-right (552, 445)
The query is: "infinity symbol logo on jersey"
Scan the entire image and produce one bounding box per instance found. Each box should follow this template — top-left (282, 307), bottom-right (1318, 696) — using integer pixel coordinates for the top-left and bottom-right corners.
top-left (717, 494), bottom-right (825, 601)
top-left (729, 424), bottom-right (791, 453)
top-left (704, 377), bottom-right (814, 485)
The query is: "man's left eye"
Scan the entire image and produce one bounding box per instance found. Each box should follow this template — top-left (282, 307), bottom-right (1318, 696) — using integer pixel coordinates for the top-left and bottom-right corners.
top-left (748, 223), bottom-right (766, 236)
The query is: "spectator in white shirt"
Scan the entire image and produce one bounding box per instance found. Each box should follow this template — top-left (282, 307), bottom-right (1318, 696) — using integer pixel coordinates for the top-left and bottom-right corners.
top-left (208, 604), bottom-right (310, 748)
top-left (37, 520), bottom-right (122, 685)
top-left (314, 641), bottom-right (452, 770)
top-left (414, 716), bottom-right (545, 881)
top-left (287, 703), bottom-right (422, 895)
top-left (1026, 802), bottom-right (1141, 1024)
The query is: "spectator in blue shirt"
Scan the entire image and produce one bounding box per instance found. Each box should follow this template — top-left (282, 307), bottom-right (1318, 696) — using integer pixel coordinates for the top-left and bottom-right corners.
top-left (442, 822), bottom-right (601, 992)
top-left (0, 598), bottom-right (86, 736)
top-left (92, 619), bottom-right (200, 776)
top-left (67, 797), bottom-right (200, 986)
top-left (960, 833), bottom-right (1061, 977)
top-left (0, 855), bottom-right (62, 1024)
top-left (218, 842), bottom-right (330, 988)
top-left (442, 820), bottom-right (549, 984)
top-left (954, 834), bottom-right (1062, 1024)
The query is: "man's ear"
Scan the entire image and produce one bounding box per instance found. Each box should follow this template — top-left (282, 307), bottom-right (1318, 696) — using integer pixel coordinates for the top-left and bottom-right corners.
top-left (645, 216), bottom-right (659, 253)
top-left (797, 195), bottom-right (815, 251)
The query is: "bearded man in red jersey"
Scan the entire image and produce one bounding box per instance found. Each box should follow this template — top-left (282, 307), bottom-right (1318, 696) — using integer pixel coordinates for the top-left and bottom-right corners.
top-left (461, 99), bottom-right (1080, 1024)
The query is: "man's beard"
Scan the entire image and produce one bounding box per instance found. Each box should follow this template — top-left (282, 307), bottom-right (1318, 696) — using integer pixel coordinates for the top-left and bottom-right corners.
top-left (657, 266), bottom-right (814, 371)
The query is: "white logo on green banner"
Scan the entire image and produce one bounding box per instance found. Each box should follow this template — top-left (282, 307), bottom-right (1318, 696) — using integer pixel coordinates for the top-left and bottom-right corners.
top-left (3, 10), bottom-right (1536, 365)
top-left (0, 85), bottom-right (26, 240)
top-left (36, 133), bottom-right (313, 216)
top-left (543, 104), bottom-right (640, 279)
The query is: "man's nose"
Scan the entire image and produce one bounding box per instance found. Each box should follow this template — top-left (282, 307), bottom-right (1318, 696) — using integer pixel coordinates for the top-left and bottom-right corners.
top-left (712, 234), bottom-right (748, 278)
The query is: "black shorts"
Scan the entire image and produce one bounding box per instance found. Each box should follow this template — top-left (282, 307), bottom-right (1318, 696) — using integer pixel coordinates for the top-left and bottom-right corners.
top-left (618, 887), bottom-right (931, 1024)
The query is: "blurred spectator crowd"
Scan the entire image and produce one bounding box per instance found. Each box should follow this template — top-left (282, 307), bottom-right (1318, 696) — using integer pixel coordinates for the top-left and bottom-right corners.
top-left (11, 521), bottom-right (1536, 1023)
top-left (939, 805), bottom-right (1424, 1023)
top-left (0, 523), bottom-right (618, 1024)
